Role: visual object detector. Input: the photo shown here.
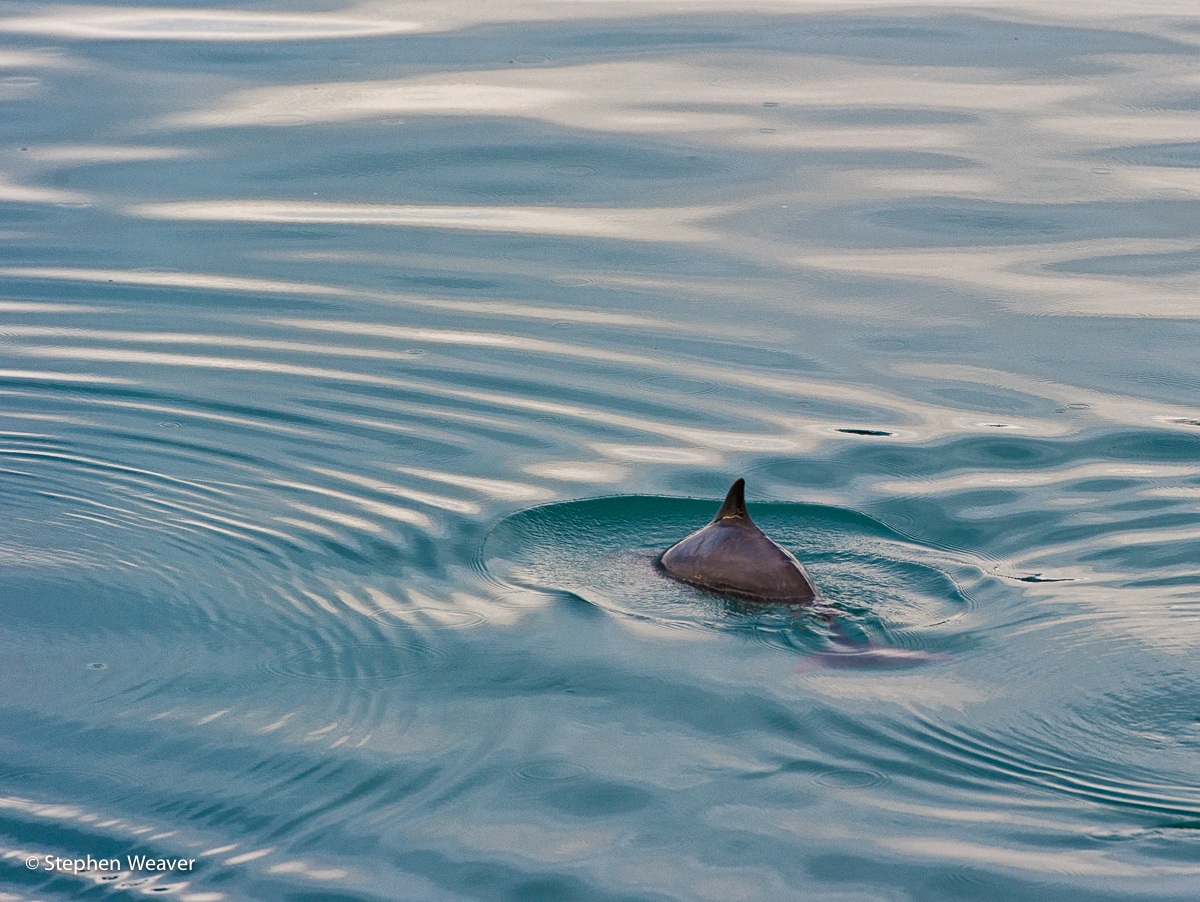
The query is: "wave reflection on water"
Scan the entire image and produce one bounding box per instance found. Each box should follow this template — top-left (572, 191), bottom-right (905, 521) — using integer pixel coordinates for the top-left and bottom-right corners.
top-left (4, 2), bottom-right (1200, 900)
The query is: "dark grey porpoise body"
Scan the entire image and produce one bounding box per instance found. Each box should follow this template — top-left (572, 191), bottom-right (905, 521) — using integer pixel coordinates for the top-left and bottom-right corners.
top-left (658, 478), bottom-right (818, 601)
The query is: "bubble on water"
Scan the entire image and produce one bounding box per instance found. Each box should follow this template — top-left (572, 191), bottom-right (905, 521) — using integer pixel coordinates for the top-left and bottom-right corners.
top-left (632, 375), bottom-right (720, 395)
top-left (515, 761), bottom-right (591, 781)
top-left (814, 768), bottom-right (888, 789)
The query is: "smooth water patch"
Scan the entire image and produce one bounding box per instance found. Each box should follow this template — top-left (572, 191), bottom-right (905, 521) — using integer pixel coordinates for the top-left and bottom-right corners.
top-left (483, 494), bottom-right (973, 663)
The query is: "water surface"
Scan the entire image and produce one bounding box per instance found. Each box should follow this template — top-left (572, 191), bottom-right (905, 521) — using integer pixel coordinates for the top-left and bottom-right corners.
top-left (3, 2), bottom-right (1200, 899)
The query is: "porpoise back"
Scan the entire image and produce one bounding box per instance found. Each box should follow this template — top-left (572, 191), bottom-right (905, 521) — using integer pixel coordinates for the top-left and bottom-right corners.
top-left (658, 478), bottom-right (818, 601)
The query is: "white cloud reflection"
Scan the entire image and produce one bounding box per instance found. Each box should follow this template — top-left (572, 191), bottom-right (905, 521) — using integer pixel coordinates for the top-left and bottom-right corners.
top-left (0, 48), bottom-right (79, 69)
top-left (0, 176), bottom-right (89, 205)
top-left (0, 7), bottom-right (420, 41)
top-left (128, 200), bottom-right (715, 242)
top-left (793, 240), bottom-right (1200, 319)
top-left (161, 59), bottom-right (1080, 143)
top-left (25, 145), bottom-right (195, 163)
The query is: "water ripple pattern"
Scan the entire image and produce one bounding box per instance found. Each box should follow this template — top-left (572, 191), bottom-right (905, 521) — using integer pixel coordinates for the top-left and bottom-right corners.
top-left (3, 3), bottom-right (1200, 901)
top-left (483, 494), bottom-right (973, 656)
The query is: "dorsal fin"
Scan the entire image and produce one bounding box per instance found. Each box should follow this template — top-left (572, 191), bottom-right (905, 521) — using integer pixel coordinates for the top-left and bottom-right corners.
top-left (713, 478), bottom-right (748, 521)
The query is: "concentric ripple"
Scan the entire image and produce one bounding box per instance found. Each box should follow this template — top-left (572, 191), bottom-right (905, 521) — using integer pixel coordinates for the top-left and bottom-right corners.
top-left (483, 494), bottom-right (976, 661)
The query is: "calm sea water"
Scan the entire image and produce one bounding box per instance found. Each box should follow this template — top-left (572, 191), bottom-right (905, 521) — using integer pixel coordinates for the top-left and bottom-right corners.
top-left (3, 2), bottom-right (1200, 899)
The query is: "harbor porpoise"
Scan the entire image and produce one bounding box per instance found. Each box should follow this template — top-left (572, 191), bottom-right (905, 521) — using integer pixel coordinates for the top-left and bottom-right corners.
top-left (658, 479), bottom-right (950, 669)
top-left (658, 478), bottom-right (819, 601)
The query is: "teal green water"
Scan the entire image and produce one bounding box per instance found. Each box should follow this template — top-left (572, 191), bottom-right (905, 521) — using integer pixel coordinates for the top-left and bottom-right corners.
top-left (3, 3), bottom-right (1200, 899)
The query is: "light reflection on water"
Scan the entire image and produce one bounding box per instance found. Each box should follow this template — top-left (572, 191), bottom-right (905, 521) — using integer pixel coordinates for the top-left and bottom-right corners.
top-left (3, 2), bottom-right (1200, 900)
